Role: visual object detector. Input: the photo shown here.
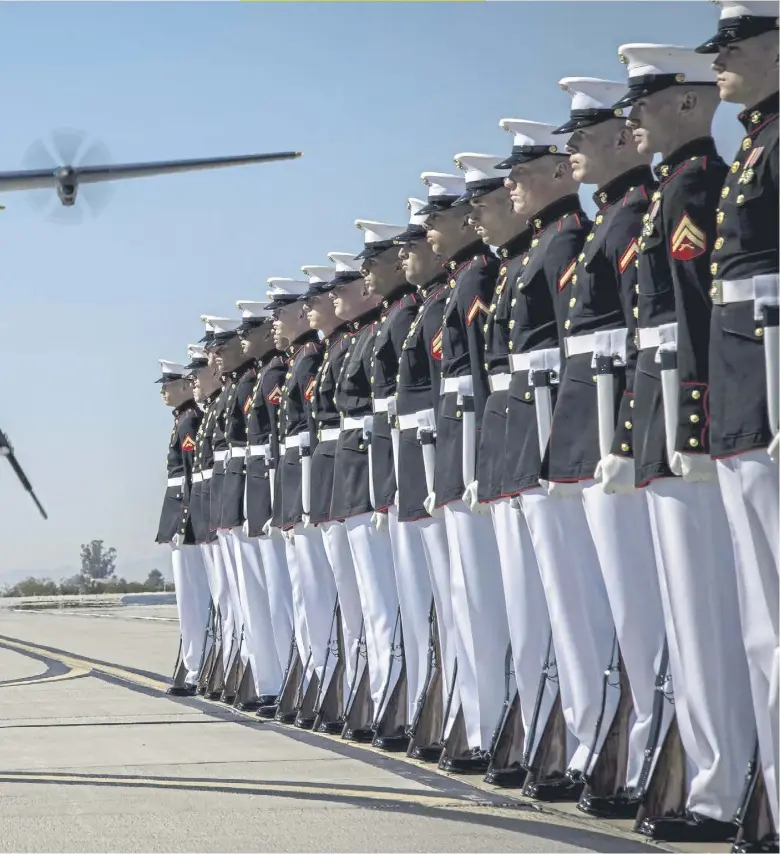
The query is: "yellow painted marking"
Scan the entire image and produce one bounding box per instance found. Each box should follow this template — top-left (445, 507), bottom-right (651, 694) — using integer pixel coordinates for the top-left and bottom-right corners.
top-left (0, 637), bottom-right (168, 692)
top-left (0, 771), bottom-right (460, 806)
top-left (1, 666), bottom-right (91, 688)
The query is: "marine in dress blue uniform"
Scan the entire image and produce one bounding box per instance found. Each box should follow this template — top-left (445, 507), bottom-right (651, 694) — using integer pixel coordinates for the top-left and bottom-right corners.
top-left (451, 151), bottom-right (556, 791)
top-left (419, 169), bottom-right (509, 774)
top-left (155, 360), bottom-right (211, 697)
top-left (301, 258), bottom-right (369, 736)
top-left (393, 199), bottom-right (455, 764)
top-left (239, 303), bottom-right (294, 718)
top-left (615, 43), bottom-right (755, 843)
top-left (698, 4), bottom-right (780, 846)
top-left (546, 78), bottom-right (672, 818)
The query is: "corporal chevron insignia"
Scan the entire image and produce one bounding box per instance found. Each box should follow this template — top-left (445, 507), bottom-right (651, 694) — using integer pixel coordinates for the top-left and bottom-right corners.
top-left (243, 396), bottom-right (252, 416)
top-left (558, 260), bottom-right (577, 291)
top-left (431, 328), bottom-right (443, 360)
top-left (671, 212), bottom-right (707, 261)
top-left (304, 377), bottom-right (316, 402)
top-left (466, 296), bottom-right (489, 326)
top-left (181, 434), bottom-right (196, 452)
top-left (267, 385), bottom-right (282, 405)
top-left (618, 238), bottom-right (640, 273)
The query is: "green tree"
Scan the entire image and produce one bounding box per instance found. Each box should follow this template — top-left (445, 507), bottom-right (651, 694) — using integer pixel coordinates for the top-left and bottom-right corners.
top-left (79, 540), bottom-right (117, 586)
top-left (144, 569), bottom-right (165, 592)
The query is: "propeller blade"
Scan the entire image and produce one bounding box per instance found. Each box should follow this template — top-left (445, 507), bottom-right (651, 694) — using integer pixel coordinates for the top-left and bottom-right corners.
top-left (21, 138), bottom-right (58, 172)
top-left (47, 201), bottom-right (83, 226)
top-left (74, 151), bottom-right (302, 186)
top-left (49, 128), bottom-right (88, 168)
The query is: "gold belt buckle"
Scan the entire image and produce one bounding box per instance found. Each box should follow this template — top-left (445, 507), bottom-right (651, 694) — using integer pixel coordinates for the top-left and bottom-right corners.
top-left (709, 279), bottom-right (724, 304)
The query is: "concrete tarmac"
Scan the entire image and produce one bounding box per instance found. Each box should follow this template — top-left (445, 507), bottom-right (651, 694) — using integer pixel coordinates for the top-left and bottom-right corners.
top-left (0, 606), bottom-right (692, 853)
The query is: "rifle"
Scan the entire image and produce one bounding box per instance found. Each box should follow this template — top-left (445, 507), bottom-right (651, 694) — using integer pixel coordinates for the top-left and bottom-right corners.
top-left (0, 428), bottom-right (47, 519)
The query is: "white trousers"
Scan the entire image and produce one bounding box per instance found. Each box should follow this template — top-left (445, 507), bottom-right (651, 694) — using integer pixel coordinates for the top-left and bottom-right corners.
top-left (320, 519), bottom-right (364, 694)
top-left (443, 501), bottom-right (509, 751)
top-left (293, 524), bottom-right (339, 690)
top-left (646, 477), bottom-right (755, 822)
top-left (256, 535), bottom-right (294, 678)
top-left (581, 481), bottom-right (671, 789)
top-left (490, 498), bottom-right (558, 766)
top-left (217, 529), bottom-right (248, 667)
top-left (284, 535), bottom-right (310, 676)
top-left (231, 528), bottom-right (283, 696)
top-left (521, 488), bottom-right (617, 775)
top-left (716, 451), bottom-right (779, 827)
top-left (344, 513), bottom-right (401, 722)
top-left (205, 541), bottom-right (237, 671)
top-left (388, 509), bottom-right (434, 723)
top-left (415, 515), bottom-right (457, 733)
top-left (170, 544), bottom-right (212, 685)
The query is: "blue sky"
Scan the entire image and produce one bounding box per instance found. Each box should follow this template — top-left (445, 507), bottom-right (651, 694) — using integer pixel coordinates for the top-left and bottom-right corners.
top-left (0, 1), bottom-right (743, 584)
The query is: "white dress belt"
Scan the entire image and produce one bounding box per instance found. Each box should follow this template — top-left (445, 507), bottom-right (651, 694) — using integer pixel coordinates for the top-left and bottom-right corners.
top-left (710, 277), bottom-right (757, 305)
top-left (489, 372), bottom-right (511, 392)
top-left (636, 321), bottom-right (679, 351)
top-left (192, 469), bottom-right (213, 483)
top-left (441, 375), bottom-right (473, 394)
top-left (373, 397), bottom-right (390, 413)
top-left (284, 435), bottom-right (302, 450)
top-left (563, 332), bottom-right (600, 358)
top-left (509, 353), bottom-right (533, 373)
top-left (167, 476), bottom-right (184, 488)
top-left (228, 446), bottom-right (246, 459)
top-left (319, 427), bottom-right (341, 442)
top-left (214, 450), bottom-right (228, 463)
top-left (341, 416), bottom-right (364, 431)
top-left (247, 444), bottom-right (267, 458)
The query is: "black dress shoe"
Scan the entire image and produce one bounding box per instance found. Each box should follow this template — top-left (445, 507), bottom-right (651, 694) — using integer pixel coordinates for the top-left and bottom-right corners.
top-left (220, 693), bottom-right (236, 704)
top-left (441, 748), bottom-right (491, 774)
top-left (733, 833), bottom-right (780, 853)
top-left (254, 703), bottom-right (278, 719)
top-left (526, 771), bottom-right (584, 802)
top-left (484, 764), bottom-right (527, 788)
top-left (638, 812), bottom-right (738, 843)
top-left (318, 720), bottom-right (345, 735)
top-left (577, 788), bottom-right (641, 819)
top-left (342, 727), bottom-right (374, 743)
top-left (166, 684), bottom-right (197, 697)
top-left (206, 690), bottom-right (223, 700)
top-left (256, 695), bottom-right (278, 707)
top-left (295, 716), bottom-right (315, 730)
top-left (410, 744), bottom-right (444, 763)
top-left (274, 710), bottom-right (297, 724)
top-left (373, 733), bottom-right (410, 752)
top-left (235, 698), bottom-right (262, 712)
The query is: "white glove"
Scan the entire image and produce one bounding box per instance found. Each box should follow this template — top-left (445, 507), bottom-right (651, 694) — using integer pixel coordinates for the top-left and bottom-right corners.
top-left (768, 433), bottom-right (779, 464)
top-left (262, 519), bottom-right (283, 539)
top-left (393, 491), bottom-right (400, 509)
top-left (423, 492), bottom-right (444, 518)
top-left (670, 451), bottom-right (718, 483)
top-left (597, 455), bottom-right (637, 495)
top-left (171, 533), bottom-right (184, 548)
top-left (282, 527), bottom-right (295, 543)
top-left (302, 513), bottom-right (312, 529)
top-left (509, 496), bottom-right (523, 512)
top-left (462, 481), bottom-right (486, 514)
top-left (242, 519), bottom-right (249, 535)
top-left (371, 511), bottom-right (389, 532)
top-left (543, 480), bottom-right (582, 499)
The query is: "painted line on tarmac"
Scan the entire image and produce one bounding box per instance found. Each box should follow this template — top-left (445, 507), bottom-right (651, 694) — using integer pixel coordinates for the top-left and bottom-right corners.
top-left (0, 634), bottom-right (663, 853)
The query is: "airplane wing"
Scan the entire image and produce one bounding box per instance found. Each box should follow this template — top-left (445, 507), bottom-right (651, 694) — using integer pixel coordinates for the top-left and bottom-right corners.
top-left (0, 151), bottom-right (302, 193)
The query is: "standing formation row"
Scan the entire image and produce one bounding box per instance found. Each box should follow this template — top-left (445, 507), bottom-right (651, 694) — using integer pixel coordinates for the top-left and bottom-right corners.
top-left (154, 5), bottom-right (778, 850)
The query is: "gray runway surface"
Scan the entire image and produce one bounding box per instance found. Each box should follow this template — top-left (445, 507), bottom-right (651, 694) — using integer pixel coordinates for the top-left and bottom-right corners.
top-left (0, 606), bottom-right (706, 853)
